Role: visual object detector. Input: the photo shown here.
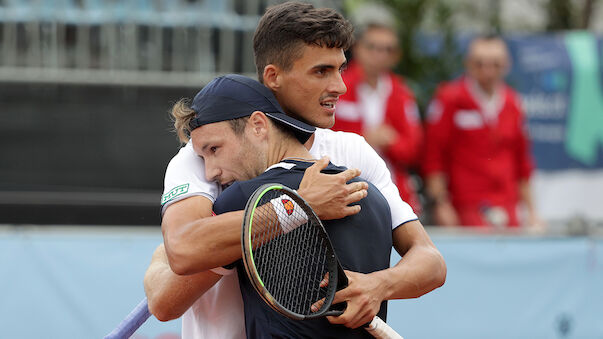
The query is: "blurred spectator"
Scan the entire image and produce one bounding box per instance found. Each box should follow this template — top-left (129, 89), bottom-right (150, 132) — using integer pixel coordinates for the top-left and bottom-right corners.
top-left (333, 4), bottom-right (423, 213)
top-left (423, 35), bottom-right (543, 228)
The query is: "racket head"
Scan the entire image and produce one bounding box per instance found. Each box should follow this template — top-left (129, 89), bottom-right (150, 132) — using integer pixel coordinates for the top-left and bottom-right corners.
top-left (241, 184), bottom-right (341, 320)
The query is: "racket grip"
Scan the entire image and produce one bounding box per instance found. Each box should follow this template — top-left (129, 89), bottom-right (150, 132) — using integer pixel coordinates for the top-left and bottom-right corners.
top-left (104, 298), bottom-right (152, 339)
top-left (365, 316), bottom-right (404, 339)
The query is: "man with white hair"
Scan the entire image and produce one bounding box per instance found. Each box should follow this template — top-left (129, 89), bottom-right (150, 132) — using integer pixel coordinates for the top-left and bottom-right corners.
top-left (423, 35), bottom-right (542, 228)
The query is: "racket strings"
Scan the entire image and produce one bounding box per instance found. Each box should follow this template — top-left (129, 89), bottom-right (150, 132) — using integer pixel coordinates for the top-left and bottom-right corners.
top-left (251, 191), bottom-right (332, 316)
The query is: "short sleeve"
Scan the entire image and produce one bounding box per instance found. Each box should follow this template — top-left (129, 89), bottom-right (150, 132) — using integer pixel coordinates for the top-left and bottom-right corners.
top-left (349, 133), bottom-right (419, 228)
top-left (310, 129), bottom-right (418, 229)
top-left (161, 142), bottom-right (221, 215)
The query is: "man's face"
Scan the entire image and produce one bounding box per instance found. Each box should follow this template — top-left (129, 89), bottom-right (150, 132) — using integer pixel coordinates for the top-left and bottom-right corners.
top-left (191, 121), bottom-right (266, 185)
top-left (354, 27), bottom-right (399, 78)
top-left (466, 39), bottom-right (509, 92)
top-left (270, 45), bottom-right (347, 129)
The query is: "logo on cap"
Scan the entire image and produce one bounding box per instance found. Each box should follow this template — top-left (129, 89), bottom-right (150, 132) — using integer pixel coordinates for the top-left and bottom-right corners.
top-left (281, 199), bottom-right (294, 215)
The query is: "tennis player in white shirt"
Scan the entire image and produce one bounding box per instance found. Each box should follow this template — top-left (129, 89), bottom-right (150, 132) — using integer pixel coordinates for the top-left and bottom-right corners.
top-left (144, 2), bottom-right (446, 338)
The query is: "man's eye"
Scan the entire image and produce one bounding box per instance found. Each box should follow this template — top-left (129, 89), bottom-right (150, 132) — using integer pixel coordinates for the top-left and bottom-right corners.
top-left (210, 146), bottom-right (218, 153)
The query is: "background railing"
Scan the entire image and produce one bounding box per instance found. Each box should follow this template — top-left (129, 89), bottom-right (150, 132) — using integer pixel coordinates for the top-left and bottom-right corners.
top-left (0, 0), bottom-right (341, 86)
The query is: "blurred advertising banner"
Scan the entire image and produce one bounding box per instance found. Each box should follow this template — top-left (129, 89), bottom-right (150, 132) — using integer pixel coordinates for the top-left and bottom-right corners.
top-left (505, 32), bottom-right (603, 221)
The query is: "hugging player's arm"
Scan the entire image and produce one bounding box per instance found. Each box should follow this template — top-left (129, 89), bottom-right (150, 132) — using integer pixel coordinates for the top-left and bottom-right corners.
top-left (145, 158), bottom-right (367, 320)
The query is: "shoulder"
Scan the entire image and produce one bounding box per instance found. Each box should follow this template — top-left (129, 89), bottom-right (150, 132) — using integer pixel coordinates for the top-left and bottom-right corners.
top-left (503, 85), bottom-right (524, 110)
top-left (162, 142), bottom-right (221, 210)
top-left (213, 170), bottom-right (304, 214)
top-left (166, 142), bottom-right (198, 167)
top-left (312, 128), bottom-right (371, 165)
top-left (426, 79), bottom-right (463, 123)
top-left (435, 78), bottom-right (463, 101)
top-left (390, 73), bottom-right (415, 98)
top-left (313, 128), bottom-right (380, 174)
top-left (213, 182), bottom-right (247, 215)
top-left (314, 128), bottom-right (366, 146)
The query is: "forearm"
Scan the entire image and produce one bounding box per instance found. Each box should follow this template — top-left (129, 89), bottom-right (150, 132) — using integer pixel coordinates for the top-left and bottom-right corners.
top-left (144, 244), bottom-right (221, 321)
top-left (425, 173), bottom-right (448, 203)
top-left (378, 221), bottom-right (446, 300)
top-left (327, 221), bottom-right (446, 328)
top-left (163, 159), bottom-right (368, 275)
top-left (164, 210), bottom-right (245, 275)
top-left (376, 245), bottom-right (445, 300)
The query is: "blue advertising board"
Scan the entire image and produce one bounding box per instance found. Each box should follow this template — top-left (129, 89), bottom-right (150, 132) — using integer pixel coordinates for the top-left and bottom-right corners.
top-left (2, 226), bottom-right (602, 339)
top-left (506, 32), bottom-right (603, 171)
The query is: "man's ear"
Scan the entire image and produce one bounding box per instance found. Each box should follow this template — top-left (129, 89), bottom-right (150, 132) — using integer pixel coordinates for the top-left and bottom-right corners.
top-left (248, 111), bottom-right (270, 139)
top-left (262, 64), bottom-right (281, 91)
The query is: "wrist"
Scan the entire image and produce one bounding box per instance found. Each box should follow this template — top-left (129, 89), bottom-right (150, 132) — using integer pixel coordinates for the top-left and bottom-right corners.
top-left (370, 269), bottom-right (393, 301)
top-left (431, 194), bottom-right (450, 206)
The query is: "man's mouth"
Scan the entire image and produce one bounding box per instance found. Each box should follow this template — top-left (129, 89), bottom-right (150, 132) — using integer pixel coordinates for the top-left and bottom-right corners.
top-left (321, 102), bottom-right (335, 109)
top-left (320, 97), bottom-right (338, 110)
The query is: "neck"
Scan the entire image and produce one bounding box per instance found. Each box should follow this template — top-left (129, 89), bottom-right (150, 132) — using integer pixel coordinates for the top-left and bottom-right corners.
top-left (267, 136), bottom-right (314, 167)
top-left (468, 76), bottom-right (499, 98)
top-left (480, 84), bottom-right (496, 97)
top-left (364, 73), bottom-right (379, 88)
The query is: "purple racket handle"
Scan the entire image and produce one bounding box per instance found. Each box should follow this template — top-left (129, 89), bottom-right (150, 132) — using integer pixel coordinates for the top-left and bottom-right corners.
top-left (104, 297), bottom-right (152, 339)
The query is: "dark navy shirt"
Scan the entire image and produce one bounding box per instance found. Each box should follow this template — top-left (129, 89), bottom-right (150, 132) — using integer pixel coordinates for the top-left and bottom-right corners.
top-left (213, 160), bottom-right (393, 339)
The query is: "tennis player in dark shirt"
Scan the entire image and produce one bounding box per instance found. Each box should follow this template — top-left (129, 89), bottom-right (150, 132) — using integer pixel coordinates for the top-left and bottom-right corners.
top-left (189, 74), bottom-right (392, 338)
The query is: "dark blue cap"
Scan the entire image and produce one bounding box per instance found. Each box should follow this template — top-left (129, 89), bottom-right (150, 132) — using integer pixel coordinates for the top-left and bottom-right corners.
top-left (189, 74), bottom-right (315, 143)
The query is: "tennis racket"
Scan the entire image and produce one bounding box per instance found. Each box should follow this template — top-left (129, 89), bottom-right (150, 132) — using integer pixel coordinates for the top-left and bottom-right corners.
top-left (241, 183), bottom-right (403, 339)
top-left (104, 297), bottom-right (151, 339)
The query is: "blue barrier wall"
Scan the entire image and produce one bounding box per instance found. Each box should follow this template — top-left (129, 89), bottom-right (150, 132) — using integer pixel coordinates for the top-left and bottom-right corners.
top-left (1, 226), bottom-right (602, 339)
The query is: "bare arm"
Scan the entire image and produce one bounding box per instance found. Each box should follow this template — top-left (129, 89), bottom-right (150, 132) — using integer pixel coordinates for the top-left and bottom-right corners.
top-left (144, 243), bottom-right (221, 321)
top-left (144, 195), bottom-right (222, 320)
top-left (164, 157), bottom-right (368, 275)
top-left (150, 158), bottom-right (368, 319)
top-left (327, 220), bottom-right (446, 328)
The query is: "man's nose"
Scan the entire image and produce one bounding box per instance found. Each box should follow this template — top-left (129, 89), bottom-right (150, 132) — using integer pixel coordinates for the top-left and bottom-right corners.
top-left (205, 164), bottom-right (222, 182)
top-left (329, 71), bottom-right (347, 96)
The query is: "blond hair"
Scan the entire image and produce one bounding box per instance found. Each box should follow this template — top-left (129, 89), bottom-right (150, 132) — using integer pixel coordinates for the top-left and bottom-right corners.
top-left (170, 98), bottom-right (196, 144)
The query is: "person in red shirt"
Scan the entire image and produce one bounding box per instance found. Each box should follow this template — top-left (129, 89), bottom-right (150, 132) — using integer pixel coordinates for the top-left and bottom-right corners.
top-left (423, 35), bottom-right (543, 228)
top-left (333, 13), bottom-right (423, 213)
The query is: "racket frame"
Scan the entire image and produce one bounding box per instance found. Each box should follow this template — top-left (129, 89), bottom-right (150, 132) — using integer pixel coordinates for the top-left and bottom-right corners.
top-left (241, 184), bottom-right (342, 320)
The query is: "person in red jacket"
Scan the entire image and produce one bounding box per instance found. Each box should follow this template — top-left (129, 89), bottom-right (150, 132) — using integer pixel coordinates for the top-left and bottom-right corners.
top-left (423, 35), bottom-right (543, 228)
top-left (333, 16), bottom-right (423, 213)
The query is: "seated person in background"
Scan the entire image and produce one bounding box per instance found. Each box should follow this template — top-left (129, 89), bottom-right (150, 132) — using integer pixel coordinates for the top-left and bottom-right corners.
top-left (332, 4), bottom-right (423, 214)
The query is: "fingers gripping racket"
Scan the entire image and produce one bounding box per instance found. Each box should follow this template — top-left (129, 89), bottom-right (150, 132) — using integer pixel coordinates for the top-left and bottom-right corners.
top-left (241, 184), bottom-right (403, 339)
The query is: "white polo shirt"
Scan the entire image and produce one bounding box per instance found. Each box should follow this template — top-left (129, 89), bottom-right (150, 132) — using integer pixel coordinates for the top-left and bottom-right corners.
top-left (161, 128), bottom-right (418, 339)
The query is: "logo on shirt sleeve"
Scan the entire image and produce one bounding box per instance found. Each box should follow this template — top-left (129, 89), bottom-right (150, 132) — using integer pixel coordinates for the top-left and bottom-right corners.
top-left (161, 183), bottom-right (190, 205)
top-left (281, 199), bottom-right (295, 215)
